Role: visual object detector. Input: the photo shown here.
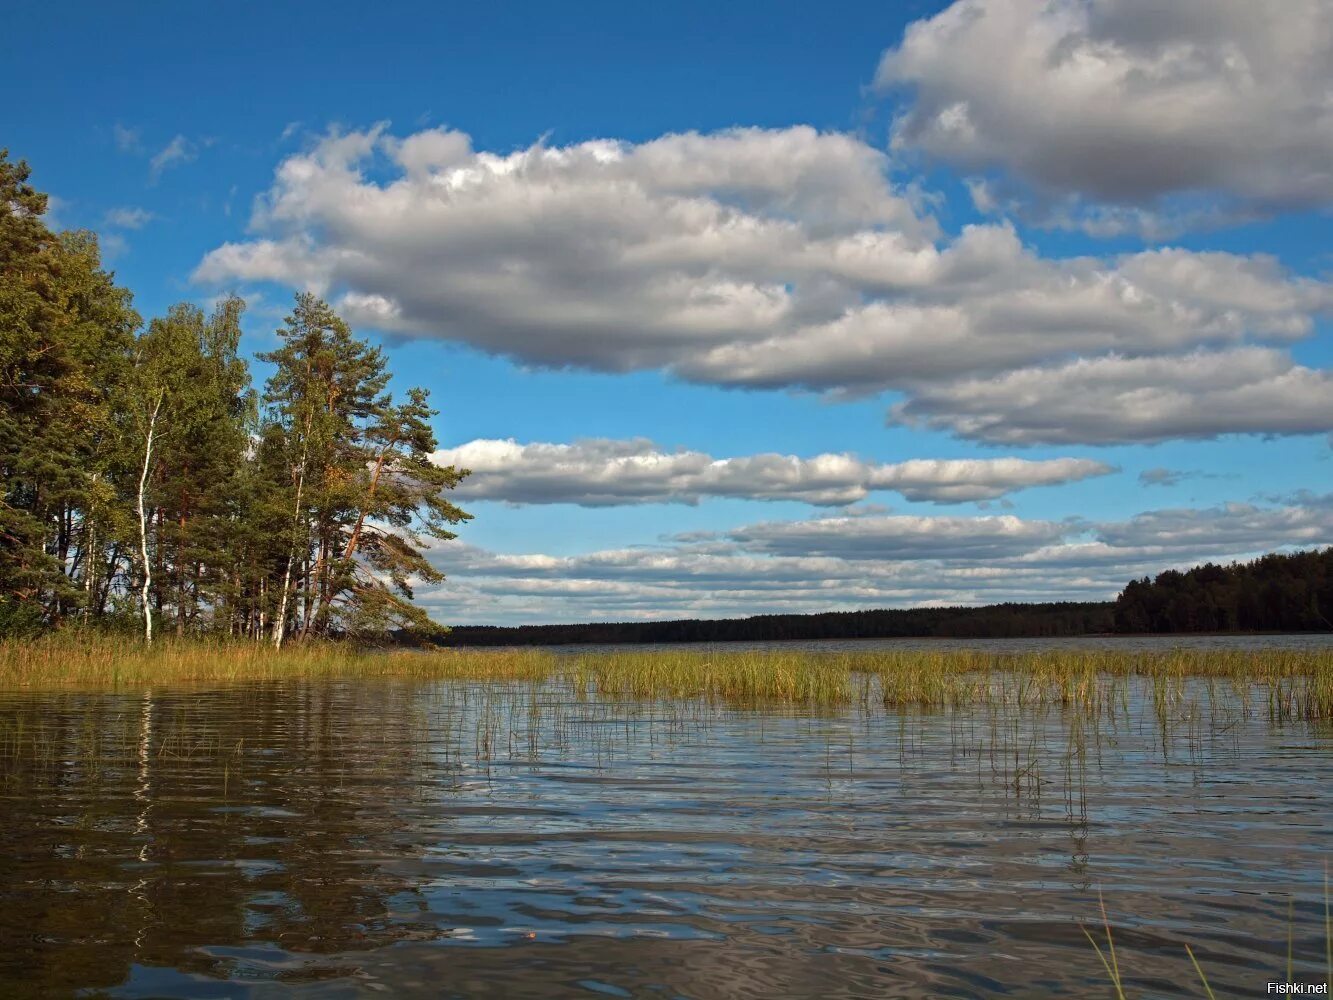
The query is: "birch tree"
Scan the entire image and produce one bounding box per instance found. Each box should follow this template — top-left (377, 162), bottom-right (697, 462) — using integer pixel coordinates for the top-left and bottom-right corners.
top-left (135, 391), bottom-right (163, 644)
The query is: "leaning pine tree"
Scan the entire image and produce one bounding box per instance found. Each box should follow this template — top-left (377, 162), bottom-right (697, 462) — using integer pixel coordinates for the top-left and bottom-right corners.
top-left (260, 293), bottom-right (470, 645)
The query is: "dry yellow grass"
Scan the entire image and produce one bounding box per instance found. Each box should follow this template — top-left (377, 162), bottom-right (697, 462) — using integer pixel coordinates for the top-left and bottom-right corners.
top-left (0, 635), bottom-right (555, 688)
top-left (1, 636), bottom-right (1329, 719)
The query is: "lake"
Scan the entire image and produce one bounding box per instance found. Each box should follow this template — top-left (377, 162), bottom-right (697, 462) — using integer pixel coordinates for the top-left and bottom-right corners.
top-left (1, 661), bottom-right (1330, 996)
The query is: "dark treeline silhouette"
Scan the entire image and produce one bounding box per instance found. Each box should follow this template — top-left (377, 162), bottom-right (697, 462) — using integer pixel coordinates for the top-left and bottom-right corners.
top-left (1113, 548), bottom-right (1333, 633)
top-left (439, 602), bottom-right (1117, 646)
top-left (443, 548), bottom-right (1333, 646)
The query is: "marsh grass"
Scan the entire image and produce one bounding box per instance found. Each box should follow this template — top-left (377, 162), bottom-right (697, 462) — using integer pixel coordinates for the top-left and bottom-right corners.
top-left (1085, 879), bottom-right (1331, 1000)
top-left (1, 636), bottom-right (1331, 719)
top-left (0, 634), bottom-right (556, 688)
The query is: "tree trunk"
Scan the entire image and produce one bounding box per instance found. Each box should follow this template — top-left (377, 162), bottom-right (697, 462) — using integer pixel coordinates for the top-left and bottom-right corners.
top-left (312, 443), bottom-right (394, 631)
top-left (274, 417), bottom-right (312, 651)
top-left (137, 393), bottom-right (163, 646)
top-left (82, 519), bottom-right (95, 625)
top-left (176, 504), bottom-right (188, 638)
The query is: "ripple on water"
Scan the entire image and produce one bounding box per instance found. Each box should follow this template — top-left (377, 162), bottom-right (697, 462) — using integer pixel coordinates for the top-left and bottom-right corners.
top-left (0, 675), bottom-right (1329, 997)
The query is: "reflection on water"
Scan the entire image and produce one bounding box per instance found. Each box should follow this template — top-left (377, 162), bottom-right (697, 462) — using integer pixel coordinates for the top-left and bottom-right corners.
top-left (1, 677), bottom-right (1330, 998)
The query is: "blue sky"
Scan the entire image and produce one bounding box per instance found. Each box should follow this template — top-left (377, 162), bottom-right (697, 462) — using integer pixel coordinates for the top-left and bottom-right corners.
top-left (6, 0), bottom-right (1331, 623)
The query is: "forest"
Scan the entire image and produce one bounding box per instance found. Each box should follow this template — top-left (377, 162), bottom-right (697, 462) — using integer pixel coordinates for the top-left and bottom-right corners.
top-left (443, 549), bottom-right (1333, 646)
top-left (441, 602), bottom-right (1119, 645)
top-left (0, 151), bottom-right (470, 643)
top-left (1112, 547), bottom-right (1333, 634)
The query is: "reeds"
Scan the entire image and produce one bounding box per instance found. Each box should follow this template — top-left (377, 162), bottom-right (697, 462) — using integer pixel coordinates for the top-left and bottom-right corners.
top-left (0, 634), bottom-right (556, 687)
top-left (1, 635), bottom-right (1330, 720)
top-left (1084, 878), bottom-right (1330, 999)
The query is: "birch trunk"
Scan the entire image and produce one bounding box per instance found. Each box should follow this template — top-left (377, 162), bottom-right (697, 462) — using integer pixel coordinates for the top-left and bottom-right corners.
top-left (83, 513), bottom-right (95, 626)
top-left (274, 417), bottom-right (312, 651)
top-left (137, 393), bottom-right (163, 646)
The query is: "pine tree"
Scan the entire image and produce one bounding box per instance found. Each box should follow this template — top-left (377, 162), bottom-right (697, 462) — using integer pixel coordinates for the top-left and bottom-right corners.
top-left (0, 152), bottom-right (138, 629)
top-left (259, 293), bottom-right (470, 643)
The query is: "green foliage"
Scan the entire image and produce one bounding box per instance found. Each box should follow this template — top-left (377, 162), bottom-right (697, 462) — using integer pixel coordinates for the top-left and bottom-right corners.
top-left (1114, 548), bottom-right (1333, 633)
top-left (0, 597), bottom-right (45, 638)
top-left (1, 151), bottom-right (139, 620)
top-left (0, 153), bottom-right (470, 642)
top-left (256, 293), bottom-right (471, 641)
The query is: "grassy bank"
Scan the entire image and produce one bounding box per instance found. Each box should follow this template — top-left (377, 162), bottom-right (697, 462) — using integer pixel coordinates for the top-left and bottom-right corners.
top-left (2, 635), bottom-right (1331, 719)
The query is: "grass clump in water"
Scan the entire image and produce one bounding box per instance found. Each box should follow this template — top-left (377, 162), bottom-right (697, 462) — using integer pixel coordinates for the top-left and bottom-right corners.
top-left (1, 636), bottom-right (1330, 720)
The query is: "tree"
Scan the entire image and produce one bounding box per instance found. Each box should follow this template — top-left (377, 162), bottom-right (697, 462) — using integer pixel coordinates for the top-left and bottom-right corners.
top-left (259, 294), bottom-right (470, 644)
top-left (315, 387), bottom-right (470, 637)
top-left (0, 151), bottom-right (472, 643)
top-left (0, 151), bottom-right (138, 627)
top-left (135, 299), bottom-right (254, 635)
top-left (1112, 549), bottom-right (1333, 634)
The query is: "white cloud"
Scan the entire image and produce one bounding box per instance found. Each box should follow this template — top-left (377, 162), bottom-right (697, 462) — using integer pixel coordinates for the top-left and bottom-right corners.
top-left (890, 348), bottom-right (1333, 445)
top-left (434, 437), bottom-right (1113, 506)
top-left (194, 125), bottom-right (1332, 444)
top-left (1097, 497), bottom-right (1333, 555)
top-left (877, 0), bottom-right (1333, 227)
top-left (150, 134), bottom-right (198, 179)
top-left (102, 206), bottom-right (154, 230)
top-left (724, 513), bottom-right (1073, 561)
top-left (422, 494), bottom-right (1333, 624)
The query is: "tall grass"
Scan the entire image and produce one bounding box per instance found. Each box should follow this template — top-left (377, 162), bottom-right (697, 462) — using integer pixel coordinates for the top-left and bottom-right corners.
top-left (1, 635), bottom-right (1330, 719)
top-left (0, 634), bottom-right (555, 687)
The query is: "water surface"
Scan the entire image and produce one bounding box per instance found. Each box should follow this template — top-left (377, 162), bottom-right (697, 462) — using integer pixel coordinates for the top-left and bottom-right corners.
top-left (1, 674), bottom-right (1329, 997)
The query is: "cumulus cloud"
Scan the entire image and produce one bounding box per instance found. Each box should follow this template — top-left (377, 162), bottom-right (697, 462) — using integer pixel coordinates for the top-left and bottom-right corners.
top-left (421, 494), bottom-right (1333, 624)
top-left (877, 0), bottom-right (1333, 228)
top-left (424, 539), bottom-right (1119, 624)
top-left (1137, 467), bottom-right (1230, 489)
top-left (890, 348), bottom-right (1333, 445)
top-left (433, 437), bottom-right (1114, 506)
top-left (194, 124), bottom-right (1332, 443)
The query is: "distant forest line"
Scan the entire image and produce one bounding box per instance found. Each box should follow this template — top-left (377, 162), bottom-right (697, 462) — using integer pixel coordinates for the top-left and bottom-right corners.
top-left (441, 548), bottom-right (1333, 646)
